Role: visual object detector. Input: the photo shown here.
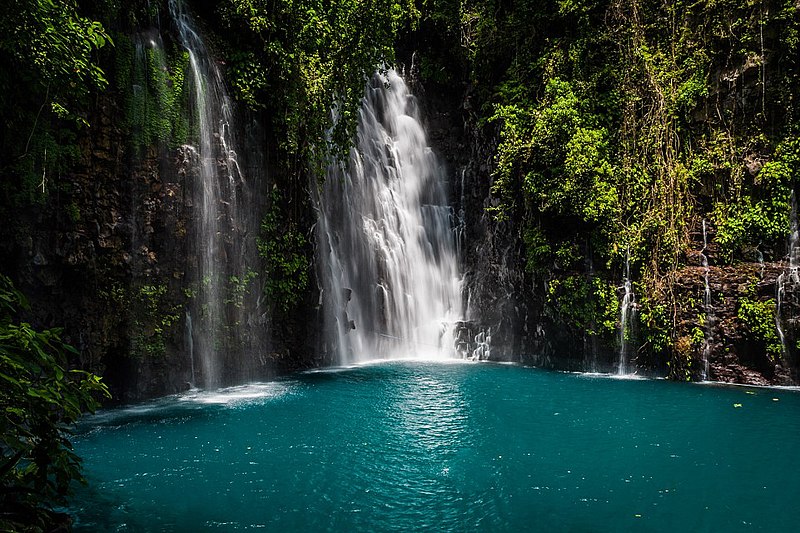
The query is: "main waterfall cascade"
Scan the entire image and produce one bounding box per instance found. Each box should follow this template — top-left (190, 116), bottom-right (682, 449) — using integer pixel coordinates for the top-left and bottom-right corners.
top-left (169, 0), bottom-right (263, 386)
top-left (315, 70), bottom-right (463, 364)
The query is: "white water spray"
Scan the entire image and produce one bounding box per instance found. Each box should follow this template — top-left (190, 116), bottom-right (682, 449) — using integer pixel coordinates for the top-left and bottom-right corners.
top-left (315, 70), bottom-right (462, 364)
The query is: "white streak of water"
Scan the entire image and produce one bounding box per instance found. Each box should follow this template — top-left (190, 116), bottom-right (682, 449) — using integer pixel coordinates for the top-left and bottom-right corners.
top-left (777, 191), bottom-right (798, 357)
top-left (617, 250), bottom-right (635, 375)
top-left (185, 310), bottom-right (195, 386)
top-left (170, 0), bottom-right (259, 386)
top-left (700, 219), bottom-right (713, 380)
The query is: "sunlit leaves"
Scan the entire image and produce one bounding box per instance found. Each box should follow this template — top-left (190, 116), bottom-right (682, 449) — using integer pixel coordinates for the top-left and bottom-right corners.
top-left (738, 296), bottom-right (783, 361)
top-left (712, 136), bottom-right (799, 261)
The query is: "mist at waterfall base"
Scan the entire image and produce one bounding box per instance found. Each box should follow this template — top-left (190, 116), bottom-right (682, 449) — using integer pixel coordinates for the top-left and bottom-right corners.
top-left (70, 362), bottom-right (799, 532)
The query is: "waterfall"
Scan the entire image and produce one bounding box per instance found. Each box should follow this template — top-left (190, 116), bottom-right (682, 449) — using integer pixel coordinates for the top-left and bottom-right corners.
top-left (472, 329), bottom-right (491, 360)
top-left (777, 191), bottom-right (799, 356)
top-left (788, 191), bottom-right (799, 283)
top-left (617, 250), bottom-right (635, 375)
top-left (185, 310), bottom-right (195, 386)
top-left (700, 219), bottom-right (713, 380)
top-left (315, 70), bottom-right (462, 364)
top-left (170, 0), bottom-right (261, 387)
top-left (456, 168), bottom-right (467, 262)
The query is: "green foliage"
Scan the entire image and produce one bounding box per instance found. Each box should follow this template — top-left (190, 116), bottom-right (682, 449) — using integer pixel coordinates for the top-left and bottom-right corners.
top-left (522, 227), bottom-right (551, 274)
top-left (228, 51), bottom-right (270, 110)
top-left (0, 0), bottom-right (110, 208)
top-left (0, 0), bottom-right (111, 120)
top-left (116, 35), bottom-right (190, 153)
top-left (738, 296), bottom-right (782, 362)
top-left (547, 275), bottom-right (618, 337)
top-left (670, 335), bottom-right (695, 382)
top-left (491, 78), bottom-right (588, 219)
top-left (638, 295), bottom-right (672, 357)
top-left (257, 188), bottom-right (310, 313)
top-left (219, 0), bottom-right (420, 165)
top-left (0, 275), bottom-right (109, 531)
top-left (101, 283), bottom-right (180, 360)
top-left (64, 201), bottom-right (81, 223)
top-left (690, 326), bottom-right (705, 349)
top-left (226, 270), bottom-right (259, 310)
top-left (130, 284), bottom-right (181, 360)
top-left (443, 0), bottom-right (800, 370)
top-left (491, 77), bottom-right (620, 277)
top-left (713, 136), bottom-right (798, 262)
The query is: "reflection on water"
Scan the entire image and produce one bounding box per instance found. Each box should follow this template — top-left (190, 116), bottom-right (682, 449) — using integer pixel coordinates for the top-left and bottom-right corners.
top-left (392, 374), bottom-right (469, 453)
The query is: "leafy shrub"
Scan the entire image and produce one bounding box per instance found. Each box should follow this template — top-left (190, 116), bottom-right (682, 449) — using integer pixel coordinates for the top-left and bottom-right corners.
top-left (738, 296), bottom-right (782, 361)
top-left (0, 275), bottom-right (109, 531)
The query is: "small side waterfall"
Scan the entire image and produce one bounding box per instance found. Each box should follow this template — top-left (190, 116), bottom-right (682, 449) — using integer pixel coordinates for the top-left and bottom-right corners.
top-left (170, 0), bottom-right (261, 387)
top-left (472, 329), bottom-right (492, 360)
top-left (700, 219), bottom-right (713, 380)
top-left (456, 168), bottom-right (467, 261)
top-left (617, 251), bottom-right (635, 375)
top-left (315, 70), bottom-right (462, 364)
top-left (185, 310), bottom-right (195, 386)
top-left (777, 191), bottom-right (799, 356)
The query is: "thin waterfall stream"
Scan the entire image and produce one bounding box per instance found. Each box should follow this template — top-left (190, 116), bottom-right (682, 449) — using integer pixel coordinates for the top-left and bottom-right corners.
top-left (777, 190), bottom-right (799, 357)
top-left (315, 70), bottom-right (462, 364)
top-left (170, 0), bottom-right (261, 387)
top-left (700, 219), bottom-right (713, 380)
top-left (185, 310), bottom-right (195, 386)
top-left (617, 250), bottom-right (635, 375)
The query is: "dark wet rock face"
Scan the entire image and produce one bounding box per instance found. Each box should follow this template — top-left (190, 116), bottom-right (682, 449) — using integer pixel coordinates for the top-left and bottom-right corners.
top-left (669, 262), bottom-right (796, 386)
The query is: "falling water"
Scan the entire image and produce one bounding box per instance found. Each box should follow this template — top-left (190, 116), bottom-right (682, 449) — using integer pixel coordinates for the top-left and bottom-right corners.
top-left (456, 168), bottom-right (467, 262)
top-left (788, 192), bottom-right (799, 283)
top-left (170, 0), bottom-right (260, 386)
top-left (776, 191), bottom-right (799, 356)
top-left (472, 329), bottom-right (491, 360)
top-left (617, 251), bottom-right (635, 375)
top-left (700, 219), bottom-right (713, 380)
top-left (185, 310), bottom-right (195, 385)
top-left (315, 70), bottom-right (462, 364)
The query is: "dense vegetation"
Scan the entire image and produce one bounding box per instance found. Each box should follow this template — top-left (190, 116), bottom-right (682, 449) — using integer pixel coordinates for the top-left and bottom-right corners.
top-left (412, 0), bottom-right (800, 374)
